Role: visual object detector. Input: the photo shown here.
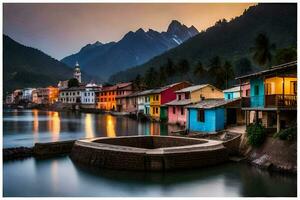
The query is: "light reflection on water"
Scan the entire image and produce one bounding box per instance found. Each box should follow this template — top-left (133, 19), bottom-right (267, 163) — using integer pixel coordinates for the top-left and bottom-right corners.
top-left (3, 109), bottom-right (178, 147)
top-left (3, 156), bottom-right (297, 197)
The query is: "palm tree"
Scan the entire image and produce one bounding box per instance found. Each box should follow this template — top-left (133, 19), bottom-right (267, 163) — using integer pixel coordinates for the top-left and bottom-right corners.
top-left (251, 33), bottom-right (275, 68)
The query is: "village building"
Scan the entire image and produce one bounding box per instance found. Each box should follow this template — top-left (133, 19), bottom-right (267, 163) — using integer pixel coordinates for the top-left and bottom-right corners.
top-left (137, 89), bottom-right (153, 115)
top-left (59, 87), bottom-right (84, 104)
top-left (187, 98), bottom-right (241, 133)
top-left (5, 94), bottom-right (14, 104)
top-left (237, 61), bottom-right (297, 133)
top-left (32, 86), bottom-right (59, 104)
top-left (81, 83), bottom-right (102, 109)
top-left (115, 92), bottom-right (140, 113)
top-left (97, 82), bottom-right (134, 111)
top-left (165, 84), bottom-right (224, 126)
top-left (223, 86), bottom-right (241, 100)
top-left (21, 88), bottom-right (35, 102)
top-left (149, 81), bottom-right (192, 121)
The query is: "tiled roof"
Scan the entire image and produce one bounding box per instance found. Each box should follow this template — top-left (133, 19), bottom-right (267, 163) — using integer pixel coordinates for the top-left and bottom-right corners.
top-left (151, 81), bottom-right (190, 94)
top-left (175, 84), bottom-right (207, 93)
top-left (187, 98), bottom-right (240, 109)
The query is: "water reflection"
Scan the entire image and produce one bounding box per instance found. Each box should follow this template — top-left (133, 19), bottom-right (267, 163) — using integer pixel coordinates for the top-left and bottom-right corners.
top-left (85, 114), bottom-right (95, 138)
top-left (3, 109), bottom-right (180, 148)
top-left (106, 115), bottom-right (116, 137)
top-left (47, 111), bottom-right (61, 141)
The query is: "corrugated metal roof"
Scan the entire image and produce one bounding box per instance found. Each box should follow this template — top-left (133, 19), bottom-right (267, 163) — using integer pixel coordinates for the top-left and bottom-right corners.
top-left (235, 60), bottom-right (297, 80)
top-left (187, 98), bottom-right (240, 109)
top-left (164, 99), bottom-right (193, 106)
top-left (223, 86), bottom-right (241, 93)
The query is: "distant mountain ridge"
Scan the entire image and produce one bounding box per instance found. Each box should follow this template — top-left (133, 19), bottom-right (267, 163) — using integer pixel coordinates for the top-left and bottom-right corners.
top-left (61, 20), bottom-right (199, 80)
top-left (109, 3), bottom-right (297, 83)
top-left (3, 35), bottom-right (92, 94)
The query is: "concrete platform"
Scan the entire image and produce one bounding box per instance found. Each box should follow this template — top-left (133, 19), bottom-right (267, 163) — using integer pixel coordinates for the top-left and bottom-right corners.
top-left (70, 136), bottom-right (228, 171)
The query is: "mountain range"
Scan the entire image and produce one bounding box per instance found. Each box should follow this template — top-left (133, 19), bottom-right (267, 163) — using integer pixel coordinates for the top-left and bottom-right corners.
top-left (109, 3), bottom-right (297, 83)
top-left (3, 35), bottom-right (91, 94)
top-left (61, 20), bottom-right (199, 80)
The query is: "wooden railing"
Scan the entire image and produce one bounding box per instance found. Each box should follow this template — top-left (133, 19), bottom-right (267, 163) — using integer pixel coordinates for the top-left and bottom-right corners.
top-left (265, 94), bottom-right (297, 107)
top-left (242, 94), bottom-right (297, 108)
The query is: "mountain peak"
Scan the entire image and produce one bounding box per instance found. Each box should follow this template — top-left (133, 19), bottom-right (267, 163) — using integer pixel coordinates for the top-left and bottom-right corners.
top-left (136, 28), bottom-right (145, 34)
top-left (167, 20), bottom-right (183, 32)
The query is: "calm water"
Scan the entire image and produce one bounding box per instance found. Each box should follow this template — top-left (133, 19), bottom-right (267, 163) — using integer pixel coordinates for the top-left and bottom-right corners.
top-left (3, 109), bottom-right (297, 197)
top-left (3, 109), bottom-right (176, 148)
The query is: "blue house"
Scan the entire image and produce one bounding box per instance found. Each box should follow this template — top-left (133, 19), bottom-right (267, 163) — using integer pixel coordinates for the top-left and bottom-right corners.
top-left (186, 99), bottom-right (240, 133)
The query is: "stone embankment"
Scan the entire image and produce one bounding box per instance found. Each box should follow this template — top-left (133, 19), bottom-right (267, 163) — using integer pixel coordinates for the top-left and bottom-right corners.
top-left (3, 140), bottom-right (75, 161)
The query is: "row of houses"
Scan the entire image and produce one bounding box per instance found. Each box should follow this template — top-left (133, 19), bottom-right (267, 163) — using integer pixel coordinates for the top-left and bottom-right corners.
top-left (110, 61), bottom-right (297, 134)
top-left (6, 61), bottom-right (297, 134)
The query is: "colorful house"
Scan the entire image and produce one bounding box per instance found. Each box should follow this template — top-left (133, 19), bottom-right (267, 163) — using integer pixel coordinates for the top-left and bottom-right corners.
top-left (149, 81), bottom-right (192, 121)
top-left (136, 89), bottom-right (153, 115)
top-left (187, 98), bottom-right (240, 133)
top-left (237, 61), bottom-right (297, 132)
top-left (223, 86), bottom-right (241, 100)
top-left (97, 82), bottom-right (134, 111)
top-left (165, 84), bottom-right (224, 126)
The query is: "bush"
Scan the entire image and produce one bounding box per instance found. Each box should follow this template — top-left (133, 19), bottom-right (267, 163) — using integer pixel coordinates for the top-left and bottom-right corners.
top-left (273, 125), bottom-right (297, 141)
top-left (246, 123), bottom-right (266, 147)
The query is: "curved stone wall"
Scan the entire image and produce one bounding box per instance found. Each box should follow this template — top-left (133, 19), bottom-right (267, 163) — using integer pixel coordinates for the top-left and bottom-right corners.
top-left (70, 136), bottom-right (228, 171)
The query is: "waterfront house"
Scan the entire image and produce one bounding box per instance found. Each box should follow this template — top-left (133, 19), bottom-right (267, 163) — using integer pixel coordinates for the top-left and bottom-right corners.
top-left (136, 89), bottom-right (153, 115)
top-left (149, 81), bottom-right (192, 121)
top-left (33, 86), bottom-right (59, 104)
top-left (165, 84), bottom-right (224, 126)
top-left (21, 88), bottom-right (36, 102)
top-left (187, 98), bottom-right (240, 133)
top-left (97, 82), bottom-right (134, 111)
top-left (80, 83), bottom-right (102, 109)
top-left (5, 94), bottom-right (14, 104)
top-left (59, 87), bottom-right (84, 104)
top-left (116, 91), bottom-right (140, 113)
top-left (237, 61), bottom-right (297, 133)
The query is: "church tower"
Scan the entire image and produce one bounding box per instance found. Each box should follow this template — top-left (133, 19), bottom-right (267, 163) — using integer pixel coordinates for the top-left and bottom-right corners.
top-left (73, 61), bottom-right (82, 83)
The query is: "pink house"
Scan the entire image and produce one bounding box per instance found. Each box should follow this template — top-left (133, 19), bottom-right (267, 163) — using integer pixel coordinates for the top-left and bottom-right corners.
top-left (165, 84), bottom-right (224, 126)
top-left (241, 82), bottom-right (250, 97)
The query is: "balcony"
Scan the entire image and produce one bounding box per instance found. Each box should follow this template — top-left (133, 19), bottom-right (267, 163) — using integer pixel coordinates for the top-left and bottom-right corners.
top-left (242, 94), bottom-right (297, 108)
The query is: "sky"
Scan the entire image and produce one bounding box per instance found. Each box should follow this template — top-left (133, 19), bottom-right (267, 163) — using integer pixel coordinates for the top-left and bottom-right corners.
top-left (3, 3), bottom-right (255, 60)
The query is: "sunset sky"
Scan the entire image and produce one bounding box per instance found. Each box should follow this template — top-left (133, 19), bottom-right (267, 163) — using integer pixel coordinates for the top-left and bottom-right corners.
top-left (4, 3), bottom-right (255, 60)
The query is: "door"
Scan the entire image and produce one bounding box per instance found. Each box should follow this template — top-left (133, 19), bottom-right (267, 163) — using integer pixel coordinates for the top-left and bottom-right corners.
top-left (227, 108), bottom-right (237, 125)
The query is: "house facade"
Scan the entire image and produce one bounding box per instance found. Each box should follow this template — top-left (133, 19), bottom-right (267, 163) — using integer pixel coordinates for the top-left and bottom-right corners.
top-left (59, 87), bottom-right (84, 104)
top-left (97, 82), bottom-right (134, 111)
top-left (187, 98), bottom-right (240, 133)
top-left (136, 90), bottom-right (153, 115)
top-left (81, 83), bottom-right (102, 108)
top-left (165, 84), bottom-right (224, 126)
top-left (149, 81), bottom-right (192, 121)
top-left (237, 61), bottom-right (297, 133)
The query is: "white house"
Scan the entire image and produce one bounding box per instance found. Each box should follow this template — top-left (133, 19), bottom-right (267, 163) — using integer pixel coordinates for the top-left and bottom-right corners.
top-left (136, 89), bottom-right (153, 114)
top-left (80, 83), bottom-right (102, 108)
top-left (21, 88), bottom-right (35, 101)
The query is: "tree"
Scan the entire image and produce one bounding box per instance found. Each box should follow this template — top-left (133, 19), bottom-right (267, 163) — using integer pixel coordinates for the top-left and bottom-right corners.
top-left (223, 60), bottom-right (235, 89)
top-left (132, 74), bottom-right (143, 90)
top-left (68, 78), bottom-right (79, 88)
top-left (251, 33), bottom-right (275, 68)
top-left (194, 61), bottom-right (205, 78)
top-left (144, 67), bottom-right (158, 89)
top-left (177, 59), bottom-right (190, 74)
top-left (158, 66), bottom-right (167, 86)
top-left (274, 47), bottom-right (297, 65)
top-left (235, 57), bottom-right (252, 76)
top-left (165, 58), bottom-right (175, 75)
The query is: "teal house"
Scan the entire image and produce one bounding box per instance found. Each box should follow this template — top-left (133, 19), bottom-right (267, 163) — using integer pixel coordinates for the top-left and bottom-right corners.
top-left (250, 78), bottom-right (264, 107)
top-left (223, 86), bottom-right (241, 100)
top-left (186, 99), bottom-right (239, 133)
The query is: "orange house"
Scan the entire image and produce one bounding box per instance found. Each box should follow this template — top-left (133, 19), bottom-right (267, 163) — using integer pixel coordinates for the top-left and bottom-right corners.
top-left (97, 82), bottom-right (134, 111)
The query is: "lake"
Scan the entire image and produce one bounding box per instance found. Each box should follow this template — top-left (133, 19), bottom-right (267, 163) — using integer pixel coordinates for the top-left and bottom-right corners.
top-left (3, 109), bottom-right (297, 197)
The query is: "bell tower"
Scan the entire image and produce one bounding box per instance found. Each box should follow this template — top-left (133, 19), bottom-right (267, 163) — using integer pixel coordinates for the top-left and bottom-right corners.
top-left (73, 61), bottom-right (82, 83)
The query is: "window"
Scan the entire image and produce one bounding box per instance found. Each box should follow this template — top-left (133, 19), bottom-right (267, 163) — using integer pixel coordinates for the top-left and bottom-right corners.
top-left (152, 107), bottom-right (155, 114)
top-left (178, 95), bottom-right (181, 100)
top-left (185, 93), bottom-right (189, 99)
top-left (173, 106), bottom-right (176, 114)
top-left (181, 107), bottom-right (184, 115)
top-left (254, 85), bottom-right (259, 96)
top-left (197, 109), bottom-right (205, 122)
top-left (265, 83), bottom-right (271, 95)
top-left (227, 94), bottom-right (231, 99)
top-left (246, 89), bottom-right (250, 97)
top-left (291, 81), bottom-right (297, 94)
top-left (155, 107), bottom-right (158, 114)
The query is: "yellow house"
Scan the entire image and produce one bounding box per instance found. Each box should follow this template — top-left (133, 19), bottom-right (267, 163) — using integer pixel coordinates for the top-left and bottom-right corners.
top-left (149, 93), bottom-right (161, 118)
